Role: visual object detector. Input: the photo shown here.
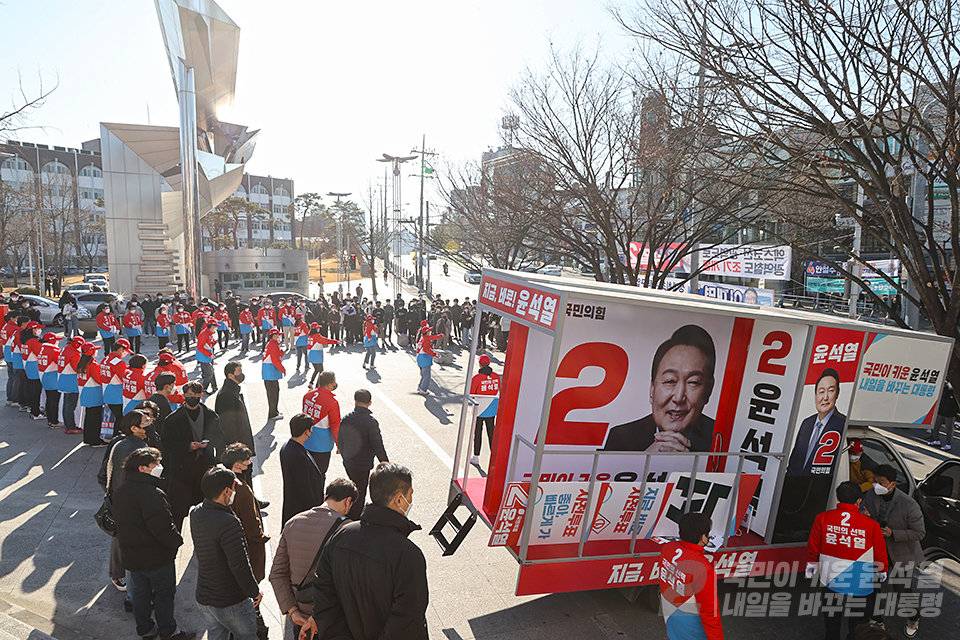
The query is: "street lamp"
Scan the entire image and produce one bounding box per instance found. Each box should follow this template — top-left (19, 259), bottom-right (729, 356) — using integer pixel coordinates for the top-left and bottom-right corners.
top-left (377, 153), bottom-right (417, 294)
top-left (326, 192), bottom-right (351, 291)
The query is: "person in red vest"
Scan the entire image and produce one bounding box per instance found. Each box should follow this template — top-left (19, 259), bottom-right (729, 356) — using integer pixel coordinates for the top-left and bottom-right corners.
top-left (121, 354), bottom-right (147, 415)
top-left (147, 350), bottom-right (187, 410)
top-left (122, 302), bottom-right (144, 355)
top-left (415, 324), bottom-right (442, 396)
top-left (238, 304), bottom-right (254, 354)
top-left (301, 370), bottom-right (341, 484)
top-left (293, 313), bottom-right (310, 373)
top-left (659, 512), bottom-right (724, 640)
top-left (155, 303), bottom-right (171, 351)
top-left (97, 304), bottom-right (120, 353)
top-left (262, 328), bottom-right (286, 420)
top-left (196, 318), bottom-right (217, 395)
top-left (173, 304), bottom-right (193, 353)
top-left (101, 339), bottom-right (130, 422)
top-left (214, 303), bottom-right (231, 350)
top-left (469, 354), bottom-right (500, 466)
top-left (39, 332), bottom-right (61, 428)
top-left (258, 301), bottom-right (278, 353)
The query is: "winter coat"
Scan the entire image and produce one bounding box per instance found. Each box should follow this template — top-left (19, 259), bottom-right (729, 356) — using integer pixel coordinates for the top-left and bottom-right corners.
top-left (215, 378), bottom-right (255, 454)
top-left (230, 479), bottom-right (269, 582)
top-left (112, 471), bottom-right (183, 572)
top-left (312, 504), bottom-right (428, 640)
top-left (189, 498), bottom-right (260, 608)
top-left (337, 406), bottom-right (388, 470)
top-left (268, 505), bottom-right (342, 615)
top-left (279, 439), bottom-right (325, 527)
top-left (862, 487), bottom-right (927, 568)
top-left (97, 433), bottom-right (148, 494)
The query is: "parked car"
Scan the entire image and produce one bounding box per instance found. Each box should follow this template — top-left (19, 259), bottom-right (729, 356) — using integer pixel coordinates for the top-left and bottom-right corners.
top-left (74, 291), bottom-right (124, 318)
top-left (83, 273), bottom-right (108, 286)
top-left (66, 283), bottom-right (95, 293)
top-left (464, 269), bottom-right (482, 284)
top-left (19, 294), bottom-right (93, 329)
top-left (579, 264), bottom-right (596, 276)
top-left (536, 265), bottom-right (563, 277)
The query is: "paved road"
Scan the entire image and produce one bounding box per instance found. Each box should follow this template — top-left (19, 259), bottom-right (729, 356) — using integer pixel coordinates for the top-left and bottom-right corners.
top-left (1, 271), bottom-right (959, 640)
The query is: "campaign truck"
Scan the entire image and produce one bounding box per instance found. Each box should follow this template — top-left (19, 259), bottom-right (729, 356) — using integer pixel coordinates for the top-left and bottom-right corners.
top-left (439, 268), bottom-right (958, 597)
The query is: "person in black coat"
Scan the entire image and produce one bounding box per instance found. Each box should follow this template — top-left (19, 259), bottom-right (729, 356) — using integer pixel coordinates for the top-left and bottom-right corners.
top-left (304, 463), bottom-right (428, 640)
top-left (215, 363), bottom-right (256, 485)
top-left (337, 389), bottom-right (389, 520)
top-left (190, 467), bottom-right (263, 640)
top-left (112, 447), bottom-right (194, 640)
top-left (161, 382), bottom-right (224, 530)
top-left (279, 413), bottom-right (326, 527)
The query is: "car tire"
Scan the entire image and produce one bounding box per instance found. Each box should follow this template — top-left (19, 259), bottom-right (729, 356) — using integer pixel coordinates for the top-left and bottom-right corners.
top-left (53, 313), bottom-right (64, 327)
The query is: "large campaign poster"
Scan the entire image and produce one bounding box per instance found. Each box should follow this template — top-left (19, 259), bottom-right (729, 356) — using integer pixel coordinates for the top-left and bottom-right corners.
top-left (772, 326), bottom-right (865, 542)
top-left (849, 333), bottom-right (950, 425)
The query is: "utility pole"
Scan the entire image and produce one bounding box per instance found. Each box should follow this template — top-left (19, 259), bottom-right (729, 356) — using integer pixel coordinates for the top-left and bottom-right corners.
top-left (377, 153), bottom-right (417, 295)
top-left (326, 192), bottom-right (351, 291)
top-left (411, 136), bottom-right (437, 289)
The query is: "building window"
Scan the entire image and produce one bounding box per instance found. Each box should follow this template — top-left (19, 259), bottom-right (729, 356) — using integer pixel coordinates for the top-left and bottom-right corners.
top-left (1, 157), bottom-right (31, 172)
top-left (79, 165), bottom-right (102, 178)
top-left (42, 161), bottom-right (70, 175)
top-left (274, 186), bottom-right (290, 198)
top-left (251, 184), bottom-right (268, 195)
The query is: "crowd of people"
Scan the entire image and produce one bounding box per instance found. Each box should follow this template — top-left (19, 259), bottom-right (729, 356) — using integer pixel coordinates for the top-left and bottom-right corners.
top-left (0, 279), bottom-right (513, 640)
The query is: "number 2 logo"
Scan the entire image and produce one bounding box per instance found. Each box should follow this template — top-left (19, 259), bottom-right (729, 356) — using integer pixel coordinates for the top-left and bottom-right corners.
top-left (813, 431), bottom-right (840, 466)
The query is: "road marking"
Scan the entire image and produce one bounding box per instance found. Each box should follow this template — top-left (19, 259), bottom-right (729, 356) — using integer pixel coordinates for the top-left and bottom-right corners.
top-left (367, 385), bottom-right (454, 471)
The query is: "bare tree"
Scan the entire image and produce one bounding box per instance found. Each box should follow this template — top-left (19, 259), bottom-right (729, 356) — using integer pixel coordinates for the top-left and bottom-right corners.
top-left (619, 0), bottom-right (960, 374)
top-left (0, 70), bottom-right (56, 135)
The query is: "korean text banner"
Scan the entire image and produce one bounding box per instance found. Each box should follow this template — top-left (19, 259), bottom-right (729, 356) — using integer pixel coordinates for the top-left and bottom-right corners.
top-left (850, 333), bottom-right (951, 425)
top-left (479, 275), bottom-right (561, 331)
top-left (698, 245), bottom-right (792, 280)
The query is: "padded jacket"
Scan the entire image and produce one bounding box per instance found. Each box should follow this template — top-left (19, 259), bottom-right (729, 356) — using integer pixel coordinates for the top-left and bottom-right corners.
top-left (311, 504), bottom-right (428, 640)
top-left (112, 471), bottom-right (183, 572)
top-left (189, 498), bottom-right (260, 608)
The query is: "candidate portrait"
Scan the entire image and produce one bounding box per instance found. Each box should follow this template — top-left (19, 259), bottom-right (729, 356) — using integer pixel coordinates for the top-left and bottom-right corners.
top-left (785, 367), bottom-right (846, 477)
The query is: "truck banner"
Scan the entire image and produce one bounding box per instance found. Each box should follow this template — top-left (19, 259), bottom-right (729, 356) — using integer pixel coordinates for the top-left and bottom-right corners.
top-left (849, 332), bottom-right (951, 425)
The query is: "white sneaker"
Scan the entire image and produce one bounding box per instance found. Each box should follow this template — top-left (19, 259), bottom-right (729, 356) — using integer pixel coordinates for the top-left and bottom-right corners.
top-left (470, 455), bottom-right (480, 466)
top-left (4, 400), bottom-right (11, 406)
top-left (32, 414), bottom-right (46, 421)
top-left (905, 619), bottom-right (920, 638)
top-left (942, 444), bottom-right (952, 451)
top-left (9, 402), bottom-right (18, 407)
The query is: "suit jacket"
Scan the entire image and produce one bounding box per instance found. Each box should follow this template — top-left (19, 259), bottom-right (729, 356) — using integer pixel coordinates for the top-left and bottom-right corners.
top-left (215, 378), bottom-right (255, 454)
top-left (786, 410), bottom-right (846, 477)
top-left (602, 413), bottom-right (715, 452)
top-left (280, 439), bottom-right (325, 527)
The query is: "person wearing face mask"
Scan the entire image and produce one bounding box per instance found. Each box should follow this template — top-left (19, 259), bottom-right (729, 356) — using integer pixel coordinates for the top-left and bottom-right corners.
top-left (861, 464), bottom-right (926, 637)
top-left (123, 302), bottom-right (143, 355)
top-left (336, 389), bottom-right (388, 521)
top-left (173, 305), bottom-right (193, 354)
top-left (299, 462), bottom-right (427, 640)
top-left (161, 381), bottom-right (224, 531)
top-left (112, 447), bottom-right (194, 640)
top-left (301, 371), bottom-right (342, 489)
top-left (216, 363), bottom-right (259, 494)
top-left (258, 301), bottom-right (277, 353)
top-left (214, 303), bottom-right (231, 350)
top-left (99, 409), bottom-right (154, 597)
top-left (280, 414), bottom-right (327, 528)
top-left (190, 467), bottom-right (262, 640)
top-left (223, 443), bottom-right (270, 640)
top-left (21, 321), bottom-right (45, 420)
top-left (848, 440), bottom-right (875, 492)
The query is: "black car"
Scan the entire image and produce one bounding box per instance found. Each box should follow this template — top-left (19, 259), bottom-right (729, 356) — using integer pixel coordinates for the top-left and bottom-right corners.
top-left (913, 459), bottom-right (960, 563)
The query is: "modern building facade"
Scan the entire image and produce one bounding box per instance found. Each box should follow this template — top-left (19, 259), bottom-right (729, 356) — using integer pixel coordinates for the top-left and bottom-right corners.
top-left (201, 248), bottom-right (308, 298)
top-left (0, 138), bottom-right (108, 274)
top-left (203, 173), bottom-right (294, 250)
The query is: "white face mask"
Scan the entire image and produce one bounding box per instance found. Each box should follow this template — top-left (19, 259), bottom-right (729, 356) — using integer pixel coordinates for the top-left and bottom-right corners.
top-left (399, 493), bottom-right (413, 519)
top-left (228, 488), bottom-right (236, 506)
top-left (873, 482), bottom-right (890, 495)
top-left (149, 463), bottom-right (164, 478)
top-left (850, 455), bottom-right (861, 463)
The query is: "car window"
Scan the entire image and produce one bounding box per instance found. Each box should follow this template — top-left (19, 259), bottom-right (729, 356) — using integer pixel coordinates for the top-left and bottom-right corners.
top-left (924, 464), bottom-right (960, 499)
top-left (858, 437), bottom-right (909, 487)
top-left (82, 294), bottom-right (108, 302)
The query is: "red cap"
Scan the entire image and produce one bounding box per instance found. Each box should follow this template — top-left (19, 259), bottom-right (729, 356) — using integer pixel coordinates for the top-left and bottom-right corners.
top-left (26, 321), bottom-right (42, 330)
top-left (295, 313), bottom-right (304, 319)
top-left (478, 354), bottom-right (491, 366)
top-left (158, 352), bottom-right (175, 364)
top-left (115, 338), bottom-right (131, 350)
top-left (42, 332), bottom-right (57, 343)
top-left (366, 315), bottom-right (374, 320)
top-left (70, 336), bottom-right (85, 345)
top-left (421, 320), bottom-right (428, 326)
top-left (310, 322), bottom-right (320, 329)
top-left (269, 328), bottom-right (281, 336)
top-left (81, 343), bottom-right (99, 354)
top-left (849, 440), bottom-right (863, 455)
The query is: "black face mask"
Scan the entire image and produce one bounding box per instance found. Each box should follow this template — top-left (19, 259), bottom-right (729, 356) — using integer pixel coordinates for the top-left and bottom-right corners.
top-left (184, 396), bottom-right (201, 408)
top-left (233, 373), bottom-right (245, 384)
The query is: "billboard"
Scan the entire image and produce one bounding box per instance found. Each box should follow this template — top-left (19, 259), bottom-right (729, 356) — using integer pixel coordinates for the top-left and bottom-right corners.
top-left (641, 277), bottom-right (775, 307)
top-left (804, 259), bottom-right (901, 295)
top-left (698, 244), bottom-right (792, 280)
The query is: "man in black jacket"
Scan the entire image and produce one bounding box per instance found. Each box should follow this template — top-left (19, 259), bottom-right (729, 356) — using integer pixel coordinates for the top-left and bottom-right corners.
top-left (190, 467), bottom-right (263, 640)
top-left (113, 447), bottom-right (195, 640)
top-left (280, 413), bottom-right (326, 527)
top-left (301, 462), bottom-right (428, 640)
top-left (215, 362), bottom-right (256, 487)
top-left (337, 389), bottom-right (389, 520)
top-left (161, 381), bottom-right (224, 530)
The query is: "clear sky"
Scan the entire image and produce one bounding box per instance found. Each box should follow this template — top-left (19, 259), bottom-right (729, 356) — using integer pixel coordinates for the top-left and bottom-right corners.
top-left (1, 0), bottom-right (631, 207)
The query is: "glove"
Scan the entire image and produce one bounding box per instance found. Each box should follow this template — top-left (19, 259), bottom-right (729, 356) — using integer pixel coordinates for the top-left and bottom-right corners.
top-left (879, 572), bottom-right (888, 583)
top-left (805, 563), bottom-right (817, 579)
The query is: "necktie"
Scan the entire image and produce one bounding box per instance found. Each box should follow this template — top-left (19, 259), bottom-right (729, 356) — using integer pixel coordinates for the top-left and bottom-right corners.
top-left (805, 421), bottom-right (824, 468)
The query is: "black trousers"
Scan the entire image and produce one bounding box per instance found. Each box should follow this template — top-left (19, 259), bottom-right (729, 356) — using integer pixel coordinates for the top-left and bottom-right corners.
top-left (345, 464), bottom-right (370, 521)
top-left (103, 336), bottom-right (115, 353)
top-left (177, 332), bottom-right (191, 352)
top-left (45, 389), bottom-right (60, 425)
top-left (129, 335), bottom-right (141, 354)
top-left (474, 416), bottom-right (495, 456)
top-left (264, 380), bottom-right (280, 418)
top-left (218, 330), bottom-right (229, 349)
top-left (158, 336), bottom-right (169, 351)
top-left (108, 404), bottom-right (124, 423)
top-left (24, 377), bottom-right (42, 416)
top-left (310, 363), bottom-right (323, 387)
top-left (822, 587), bottom-right (876, 640)
top-left (83, 405), bottom-right (104, 445)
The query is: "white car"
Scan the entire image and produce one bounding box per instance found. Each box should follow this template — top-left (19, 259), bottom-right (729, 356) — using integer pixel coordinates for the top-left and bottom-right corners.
top-left (66, 283), bottom-right (95, 293)
top-left (536, 265), bottom-right (563, 277)
top-left (19, 294), bottom-right (93, 328)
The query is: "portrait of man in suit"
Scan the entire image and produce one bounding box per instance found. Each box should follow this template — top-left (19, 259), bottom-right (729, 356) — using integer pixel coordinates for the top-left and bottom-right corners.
top-left (603, 324), bottom-right (716, 453)
top-left (785, 367), bottom-right (846, 476)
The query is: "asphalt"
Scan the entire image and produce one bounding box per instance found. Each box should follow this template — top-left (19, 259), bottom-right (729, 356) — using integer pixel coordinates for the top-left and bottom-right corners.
top-left (1, 267), bottom-right (959, 640)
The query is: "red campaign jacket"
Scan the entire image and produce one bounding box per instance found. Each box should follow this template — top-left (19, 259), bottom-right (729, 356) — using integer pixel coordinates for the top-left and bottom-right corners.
top-left (417, 333), bottom-right (442, 358)
top-left (0, 320), bottom-right (15, 345)
top-left (59, 343), bottom-right (81, 374)
top-left (807, 502), bottom-right (888, 596)
top-left (294, 320), bottom-right (309, 339)
top-left (123, 312), bottom-right (143, 329)
top-left (122, 367), bottom-right (146, 403)
top-left (39, 342), bottom-right (60, 375)
top-left (302, 387), bottom-right (342, 442)
top-left (97, 311), bottom-right (119, 333)
top-left (239, 310), bottom-right (254, 326)
top-left (258, 307), bottom-right (277, 327)
top-left (264, 340), bottom-right (285, 375)
top-left (145, 361), bottom-right (188, 403)
top-left (279, 305), bottom-right (296, 323)
top-left (214, 309), bottom-right (230, 328)
top-left (470, 370), bottom-right (501, 395)
top-left (173, 311), bottom-right (192, 327)
top-left (157, 313), bottom-right (170, 331)
top-left (659, 540), bottom-right (724, 640)
top-left (197, 328), bottom-right (216, 359)
top-left (309, 333), bottom-right (338, 348)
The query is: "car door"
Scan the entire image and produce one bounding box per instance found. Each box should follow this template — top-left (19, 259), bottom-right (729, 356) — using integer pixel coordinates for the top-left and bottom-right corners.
top-left (914, 460), bottom-right (960, 563)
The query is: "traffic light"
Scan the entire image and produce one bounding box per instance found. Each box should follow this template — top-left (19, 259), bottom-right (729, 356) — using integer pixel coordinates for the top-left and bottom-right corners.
top-left (350, 255), bottom-right (356, 270)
